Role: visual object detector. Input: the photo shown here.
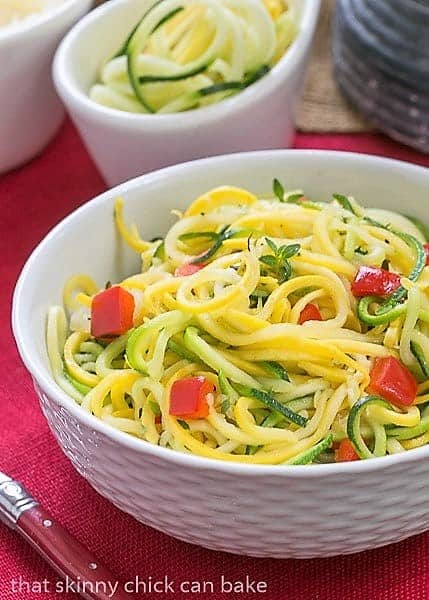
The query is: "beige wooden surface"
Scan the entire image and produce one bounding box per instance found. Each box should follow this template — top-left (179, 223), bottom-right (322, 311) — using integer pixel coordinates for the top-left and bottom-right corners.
top-left (296, 0), bottom-right (371, 132)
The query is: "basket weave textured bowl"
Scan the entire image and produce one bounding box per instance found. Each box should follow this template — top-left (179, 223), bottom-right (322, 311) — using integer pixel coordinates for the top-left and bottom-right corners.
top-left (13, 151), bottom-right (429, 558)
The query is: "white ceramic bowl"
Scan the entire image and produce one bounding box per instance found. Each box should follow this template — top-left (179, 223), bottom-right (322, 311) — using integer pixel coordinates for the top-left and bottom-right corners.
top-left (53, 0), bottom-right (320, 186)
top-left (13, 151), bottom-right (429, 558)
top-left (0, 0), bottom-right (92, 175)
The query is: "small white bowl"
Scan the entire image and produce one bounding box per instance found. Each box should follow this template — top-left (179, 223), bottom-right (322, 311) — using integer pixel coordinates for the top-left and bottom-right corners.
top-left (0, 0), bottom-right (92, 175)
top-left (12, 150), bottom-right (429, 558)
top-left (53, 0), bottom-right (320, 186)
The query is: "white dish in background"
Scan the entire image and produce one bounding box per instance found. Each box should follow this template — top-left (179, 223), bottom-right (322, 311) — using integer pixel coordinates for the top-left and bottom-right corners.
top-left (12, 150), bottom-right (429, 558)
top-left (0, 1), bottom-right (61, 31)
top-left (53, 0), bottom-right (320, 186)
top-left (0, 0), bottom-right (92, 176)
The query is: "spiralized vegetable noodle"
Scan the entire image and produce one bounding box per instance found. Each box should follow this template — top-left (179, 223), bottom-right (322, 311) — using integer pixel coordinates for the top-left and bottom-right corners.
top-left (47, 182), bottom-right (429, 465)
top-left (89, 0), bottom-right (297, 114)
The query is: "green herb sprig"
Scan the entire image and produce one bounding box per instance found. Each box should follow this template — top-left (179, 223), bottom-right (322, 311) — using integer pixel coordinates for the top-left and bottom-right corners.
top-left (187, 225), bottom-right (233, 264)
top-left (273, 178), bottom-right (285, 202)
top-left (333, 193), bottom-right (357, 215)
top-left (272, 179), bottom-right (304, 204)
top-left (259, 237), bottom-right (300, 283)
top-left (180, 226), bottom-right (256, 264)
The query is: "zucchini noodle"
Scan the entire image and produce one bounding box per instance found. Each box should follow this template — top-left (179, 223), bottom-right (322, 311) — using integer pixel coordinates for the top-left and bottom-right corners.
top-left (89, 0), bottom-right (297, 114)
top-left (47, 183), bottom-right (429, 464)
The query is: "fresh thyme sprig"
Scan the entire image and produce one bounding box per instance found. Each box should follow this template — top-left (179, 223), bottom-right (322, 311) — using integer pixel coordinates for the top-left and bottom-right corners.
top-left (273, 178), bottom-right (285, 202)
top-left (259, 237), bottom-right (300, 283)
top-left (272, 179), bottom-right (304, 203)
top-left (333, 193), bottom-right (357, 215)
top-left (179, 226), bottom-right (259, 264)
top-left (185, 225), bottom-right (234, 264)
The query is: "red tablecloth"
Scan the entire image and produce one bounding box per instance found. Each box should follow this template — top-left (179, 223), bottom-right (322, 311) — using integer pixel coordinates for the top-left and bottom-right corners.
top-left (1, 120), bottom-right (429, 600)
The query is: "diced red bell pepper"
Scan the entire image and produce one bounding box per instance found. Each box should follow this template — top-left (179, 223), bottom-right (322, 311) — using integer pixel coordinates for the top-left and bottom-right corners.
top-left (174, 263), bottom-right (205, 277)
top-left (351, 266), bottom-right (401, 298)
top-left (424, 243), bottom-right (429, 266)
top-left (368, 356), bottom-right (418, 407)
top-left (299, 303), bottom-right (323, 324)
top-left (90, 286), bottom-right (135, 339)
top-left (336, 438), bottom-right (360, 462)
top-left (169, 376), bottom-right (215, 419)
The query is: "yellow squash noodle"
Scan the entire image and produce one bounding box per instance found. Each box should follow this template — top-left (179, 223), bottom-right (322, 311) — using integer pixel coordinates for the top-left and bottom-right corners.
top-left (46, 182), bottom-right (429, 465)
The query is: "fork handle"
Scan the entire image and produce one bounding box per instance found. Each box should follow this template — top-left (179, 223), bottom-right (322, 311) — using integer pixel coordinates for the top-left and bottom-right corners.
top-left (17, 505), bottom-right (131, 600)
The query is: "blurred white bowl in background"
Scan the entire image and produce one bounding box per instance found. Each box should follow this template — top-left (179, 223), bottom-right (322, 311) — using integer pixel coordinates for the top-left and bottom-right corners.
top-left (0, 0), bottom-right (92, 175)
top-left (53, 0), bottom-right (320, 186)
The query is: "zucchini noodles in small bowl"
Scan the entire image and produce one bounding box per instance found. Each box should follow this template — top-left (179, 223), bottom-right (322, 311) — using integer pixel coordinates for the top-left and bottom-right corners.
top-left (13, 151), bottom-right (429, 558)
top-left (89, 0), bottom-right (298, 114)
top-left (53, 0), bottom-right (320, 185)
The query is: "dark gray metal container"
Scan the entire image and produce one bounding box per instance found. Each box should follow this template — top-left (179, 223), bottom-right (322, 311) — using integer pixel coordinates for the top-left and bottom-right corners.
top-left (333, 0), bottom-right (429, 153)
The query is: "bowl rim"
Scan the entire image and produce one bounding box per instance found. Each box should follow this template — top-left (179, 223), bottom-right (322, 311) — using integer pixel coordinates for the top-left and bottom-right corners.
top-left (53, 0), bottom-right (321, 129)
top-left (12, 149), bottom-right (429, 476)
top-left (0, 0), bottom-right (91, 43)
